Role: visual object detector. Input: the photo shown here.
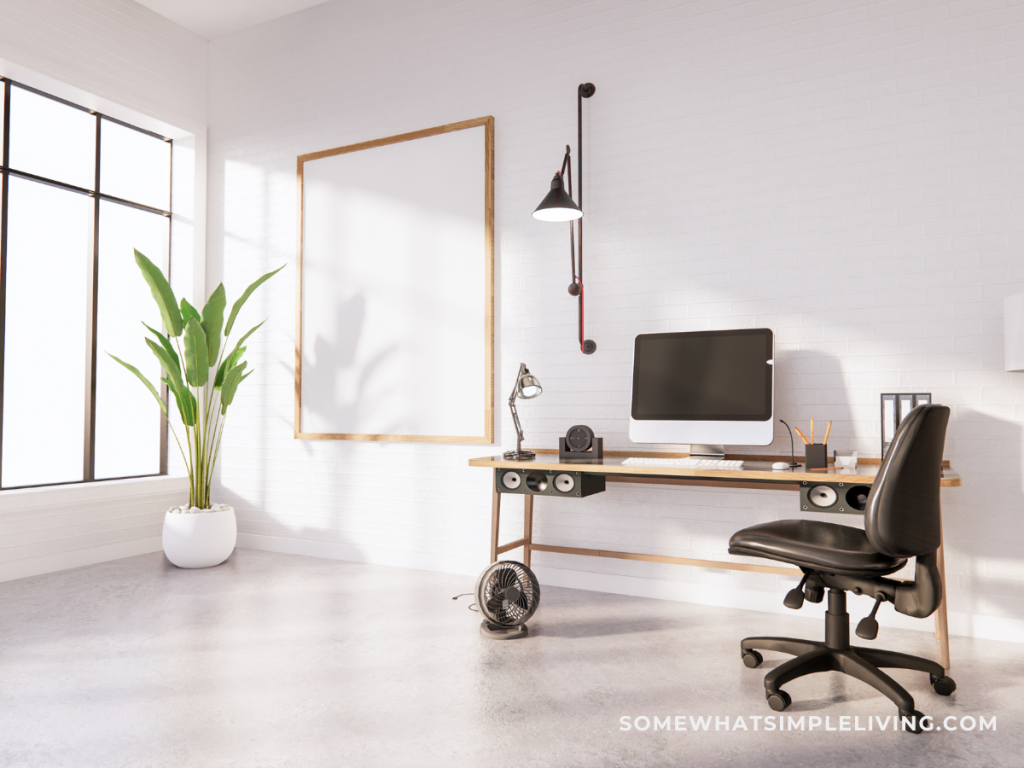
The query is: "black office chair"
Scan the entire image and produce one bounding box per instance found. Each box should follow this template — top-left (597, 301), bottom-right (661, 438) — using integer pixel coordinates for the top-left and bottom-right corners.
top-left (728, 404), bottom-right (955, 732)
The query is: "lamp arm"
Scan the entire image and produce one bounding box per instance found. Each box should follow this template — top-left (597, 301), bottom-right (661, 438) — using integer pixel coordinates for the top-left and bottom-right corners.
top-left (564, 145), bottom-right (578, 286)
top-left (508, 363), bottom-right (527, 454)
top-left (780, 420), bottom-right (799, 467)
top-left (559, 146), bottom-right (571, 177)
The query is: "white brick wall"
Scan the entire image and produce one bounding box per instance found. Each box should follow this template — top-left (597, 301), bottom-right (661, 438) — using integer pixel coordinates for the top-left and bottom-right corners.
top-left (0, 0), bottom-right (207, 579)
top-left (206, 0), bottom-right (1024, 641)
top-left (0, 0), bottom-right (206, 132)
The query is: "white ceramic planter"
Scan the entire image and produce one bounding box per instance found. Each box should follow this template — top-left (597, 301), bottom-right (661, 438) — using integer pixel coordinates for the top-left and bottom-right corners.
top-left (162, 505), bottom-right (237, 568)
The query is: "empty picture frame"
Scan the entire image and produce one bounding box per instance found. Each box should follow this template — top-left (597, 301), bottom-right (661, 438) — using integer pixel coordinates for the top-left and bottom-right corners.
top-left (295, 117), bottom-right (494, 442)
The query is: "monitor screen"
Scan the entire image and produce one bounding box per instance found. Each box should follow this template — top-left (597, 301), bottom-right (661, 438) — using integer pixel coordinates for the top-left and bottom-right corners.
top-left (631, 329), bottom-right (774, 422)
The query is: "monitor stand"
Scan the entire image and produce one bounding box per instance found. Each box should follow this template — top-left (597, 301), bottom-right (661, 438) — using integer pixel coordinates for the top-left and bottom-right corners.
top-left (689, 444), bottom-right (726, 460)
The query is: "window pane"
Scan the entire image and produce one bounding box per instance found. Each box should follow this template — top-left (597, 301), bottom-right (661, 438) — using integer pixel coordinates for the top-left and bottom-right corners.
top-left (8, 86), bottom-right (95, 190)
top-left (100, 119), bottom-right (170, 211)
top-left (1, 177), bottom-right (92, 487)
top-left (93, 202), bottom-right (169, 480)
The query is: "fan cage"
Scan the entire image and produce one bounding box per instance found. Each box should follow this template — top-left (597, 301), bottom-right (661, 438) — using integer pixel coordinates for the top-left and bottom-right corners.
top-left (476, 561), bottom-right (540, 627)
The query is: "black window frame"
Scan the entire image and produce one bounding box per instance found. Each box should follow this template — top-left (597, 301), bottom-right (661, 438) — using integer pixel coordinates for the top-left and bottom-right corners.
top-left (0, 78), bottom-right (173, 490)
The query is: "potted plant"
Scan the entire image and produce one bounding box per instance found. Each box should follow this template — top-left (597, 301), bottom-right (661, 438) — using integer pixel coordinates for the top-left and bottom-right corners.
top-left (110, 249), bottom-right (282, 568)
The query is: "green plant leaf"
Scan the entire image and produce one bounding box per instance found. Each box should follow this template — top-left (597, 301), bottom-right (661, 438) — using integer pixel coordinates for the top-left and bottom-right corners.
top-left (201, 284), bottom-right (226, 362)
top-left (221, 318), bottom-right (264, 371)
top-left (225, 265), bottom-right (284, 335)
top-left (135, 249), bottom-right (182, 337)
top-left (221, 370), bottom-right (252, 414)
top-left (220, 361), bottom-right (248, 412)
top-left (215, 317), bottom-right (265, 389)
top-left (183, 317), bottom-right (209, 387)
top-left (214, 345), bottom-right (246, 390)
top-left (180, 298), bottom-right (202, 328)
top-left (108, 354), bottom-right (167, 417)
top-left (162, 376), bottom-right (197, 425)
top-left (145, 338), bottom-right (183, 391)
top-left (143, 322), bottom-right (180, 371)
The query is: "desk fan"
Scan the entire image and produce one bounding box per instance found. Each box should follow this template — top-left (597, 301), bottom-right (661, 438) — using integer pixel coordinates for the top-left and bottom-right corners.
top-left (476, 561), bottom-right (540, 639)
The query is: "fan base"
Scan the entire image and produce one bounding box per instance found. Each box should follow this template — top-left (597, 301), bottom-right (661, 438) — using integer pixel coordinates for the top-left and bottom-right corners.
top-left (480, 621), bottom-right (529, 640)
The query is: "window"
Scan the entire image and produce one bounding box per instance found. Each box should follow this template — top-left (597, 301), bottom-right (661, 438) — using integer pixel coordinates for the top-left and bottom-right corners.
top-left (0, 80), bottom-right (172, 489)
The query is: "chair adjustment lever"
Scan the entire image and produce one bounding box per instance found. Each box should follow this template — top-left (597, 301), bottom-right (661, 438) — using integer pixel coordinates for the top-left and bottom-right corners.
top-left (856, 596), bottom-right (885, 640)
top-left (784, 573), bottom-right (810, 610)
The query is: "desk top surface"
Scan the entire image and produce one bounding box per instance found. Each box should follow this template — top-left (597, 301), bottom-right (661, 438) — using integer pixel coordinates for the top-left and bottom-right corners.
top-left (468, 453), bottom-right (962, 487)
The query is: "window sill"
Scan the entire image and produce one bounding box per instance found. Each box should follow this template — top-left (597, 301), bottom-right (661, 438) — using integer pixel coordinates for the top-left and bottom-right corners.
top-left (1, 475), bottom-right (189, 508)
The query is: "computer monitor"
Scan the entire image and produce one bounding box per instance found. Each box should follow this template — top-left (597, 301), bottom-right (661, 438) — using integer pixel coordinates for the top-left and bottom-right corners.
top-left (629, 328), bottom-right (775, 447)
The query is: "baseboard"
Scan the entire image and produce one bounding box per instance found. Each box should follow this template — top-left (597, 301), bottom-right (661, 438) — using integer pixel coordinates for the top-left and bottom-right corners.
top-left (533, 565), bottom-right (1024, 645)
top-left (0, 536), bottom-right (163, 583)
top-left (238, 534), bottom-right (1024, 646)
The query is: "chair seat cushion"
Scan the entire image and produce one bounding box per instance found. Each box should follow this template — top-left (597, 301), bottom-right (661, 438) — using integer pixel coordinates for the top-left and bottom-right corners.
top-left (729, 519), bottom-right (907, 575)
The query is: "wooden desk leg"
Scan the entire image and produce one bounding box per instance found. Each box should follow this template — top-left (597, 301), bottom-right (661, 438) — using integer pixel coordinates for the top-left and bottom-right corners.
top-left (523, 494), bottom-right (534, 568)
top-left (935, 540), bottom-right (951, 670)
top-left (490, 488), bottom-right (501, 563)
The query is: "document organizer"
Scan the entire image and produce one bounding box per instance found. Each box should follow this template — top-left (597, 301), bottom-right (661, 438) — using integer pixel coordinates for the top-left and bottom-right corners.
top-left (880, 392), bottom-right (931, 458)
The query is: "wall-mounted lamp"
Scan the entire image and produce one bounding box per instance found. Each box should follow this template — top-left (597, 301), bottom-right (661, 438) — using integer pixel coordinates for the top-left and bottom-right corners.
top-left (1006, 293), bottom-right (1024, 371)
top-left (533, 82), bottom-right (596, 355)
top-left (503, 363), bottom-right (543, 461)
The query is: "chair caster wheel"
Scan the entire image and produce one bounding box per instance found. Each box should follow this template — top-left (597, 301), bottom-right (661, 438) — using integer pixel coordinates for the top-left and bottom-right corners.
top-left (742, 650), bottom-right (763, 668)
top-left (767, 690), bottom-right (791, 712)
top-left (900, 710), bottom-right (926, 734)
top-left (930, 674), bottom-right (956, 696)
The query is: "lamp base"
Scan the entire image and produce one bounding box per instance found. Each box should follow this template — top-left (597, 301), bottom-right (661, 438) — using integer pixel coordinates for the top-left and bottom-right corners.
top-left (502, 450), bottom-right (536, 461)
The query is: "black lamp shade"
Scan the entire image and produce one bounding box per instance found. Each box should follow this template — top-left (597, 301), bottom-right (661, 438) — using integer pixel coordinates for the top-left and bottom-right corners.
top-left (533, 172), bottom-right (582, 222)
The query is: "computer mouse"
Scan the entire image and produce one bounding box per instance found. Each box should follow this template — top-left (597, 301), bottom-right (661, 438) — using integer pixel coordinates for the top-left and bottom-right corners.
top-left (772, 462), bottom-right (791, 470)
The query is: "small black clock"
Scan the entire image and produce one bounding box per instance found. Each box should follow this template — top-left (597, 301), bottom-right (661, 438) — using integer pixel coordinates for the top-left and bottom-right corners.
top-left (559, 424), bottom-right (603, 461)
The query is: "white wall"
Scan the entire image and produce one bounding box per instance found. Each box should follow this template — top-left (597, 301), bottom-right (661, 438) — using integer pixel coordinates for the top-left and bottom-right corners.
top-left (207, 0), bottom-right (1024, 641)
top-left (0, 0), bottom-right (206, 132)
top-left (0, 0), bottom-right (207, 580)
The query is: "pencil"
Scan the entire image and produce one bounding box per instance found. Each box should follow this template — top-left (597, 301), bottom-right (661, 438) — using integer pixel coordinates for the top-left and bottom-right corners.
top-left (794, 427), bottom-right (811, 445)
top-left (810, 419), bottom-right (814, 444)
top-left (823, 421), bottom-right (832, 446)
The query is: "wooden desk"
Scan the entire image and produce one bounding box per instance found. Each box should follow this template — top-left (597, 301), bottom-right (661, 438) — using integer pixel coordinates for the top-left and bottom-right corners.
top-left (468, 451), bottom-right (961, 668)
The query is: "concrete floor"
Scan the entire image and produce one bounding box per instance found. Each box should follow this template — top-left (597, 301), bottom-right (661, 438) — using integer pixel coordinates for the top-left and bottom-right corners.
top-left (0, 550), bottom-right (1020, 768)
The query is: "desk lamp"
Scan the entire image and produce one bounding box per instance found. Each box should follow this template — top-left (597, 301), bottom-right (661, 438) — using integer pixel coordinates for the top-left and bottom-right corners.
top-left (504, 363), bottom-right (543, 460)
top-left (779, 421), bottom-right (801, 468)
top-left (533, 82), bottom-right (597, 355)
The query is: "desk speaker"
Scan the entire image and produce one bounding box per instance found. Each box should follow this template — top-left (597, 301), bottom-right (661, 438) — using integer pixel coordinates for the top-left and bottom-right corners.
top-left (495, 468), bottom-right (605, 498)
top-left (799, 481), bottom-right (871, 515)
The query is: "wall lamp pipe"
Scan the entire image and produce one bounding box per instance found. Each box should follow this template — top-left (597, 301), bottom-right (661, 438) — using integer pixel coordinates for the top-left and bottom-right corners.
top-left (533, 83), bottom-right (596, 355)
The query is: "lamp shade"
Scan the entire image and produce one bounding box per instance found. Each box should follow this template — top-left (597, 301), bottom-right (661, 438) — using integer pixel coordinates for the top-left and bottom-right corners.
top-left (533, 172), bottom-right (582, 222)
top-left (518, 373), bottom-right (543, 399)
top-left (1006, 293), bottom-right (1024, 372)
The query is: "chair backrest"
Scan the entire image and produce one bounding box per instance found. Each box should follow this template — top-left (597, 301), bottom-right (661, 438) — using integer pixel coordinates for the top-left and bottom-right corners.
top-left (864, 404), bottom-right (950, 559)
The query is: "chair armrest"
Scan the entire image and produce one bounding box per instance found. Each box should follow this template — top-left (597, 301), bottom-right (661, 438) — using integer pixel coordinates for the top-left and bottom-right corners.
top-left (894, 551), bottom-right (942, 619)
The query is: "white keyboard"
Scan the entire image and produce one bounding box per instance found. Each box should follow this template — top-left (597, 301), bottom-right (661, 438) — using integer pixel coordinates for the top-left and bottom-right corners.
top-left (621, 457), bottom-right (744, 469)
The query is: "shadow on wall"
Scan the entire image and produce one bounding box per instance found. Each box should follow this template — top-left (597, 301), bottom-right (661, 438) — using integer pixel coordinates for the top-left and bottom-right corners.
top-left (212, 484), bottom-right (365, 563)
top-left (944, 407), bottom-right (1024, 635)
top-left (771, 346), bottom-right (854, 458)
top-left (298, 292), bottom-right (402, 437)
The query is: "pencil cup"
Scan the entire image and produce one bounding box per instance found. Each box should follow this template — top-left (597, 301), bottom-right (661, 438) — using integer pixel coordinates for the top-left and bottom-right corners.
top-left (805, 444), bottom-right (828, 470)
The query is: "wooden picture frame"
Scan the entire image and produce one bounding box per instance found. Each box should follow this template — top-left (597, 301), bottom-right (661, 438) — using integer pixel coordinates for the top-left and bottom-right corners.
top-left (295, 117), bottom-right (494, 443)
